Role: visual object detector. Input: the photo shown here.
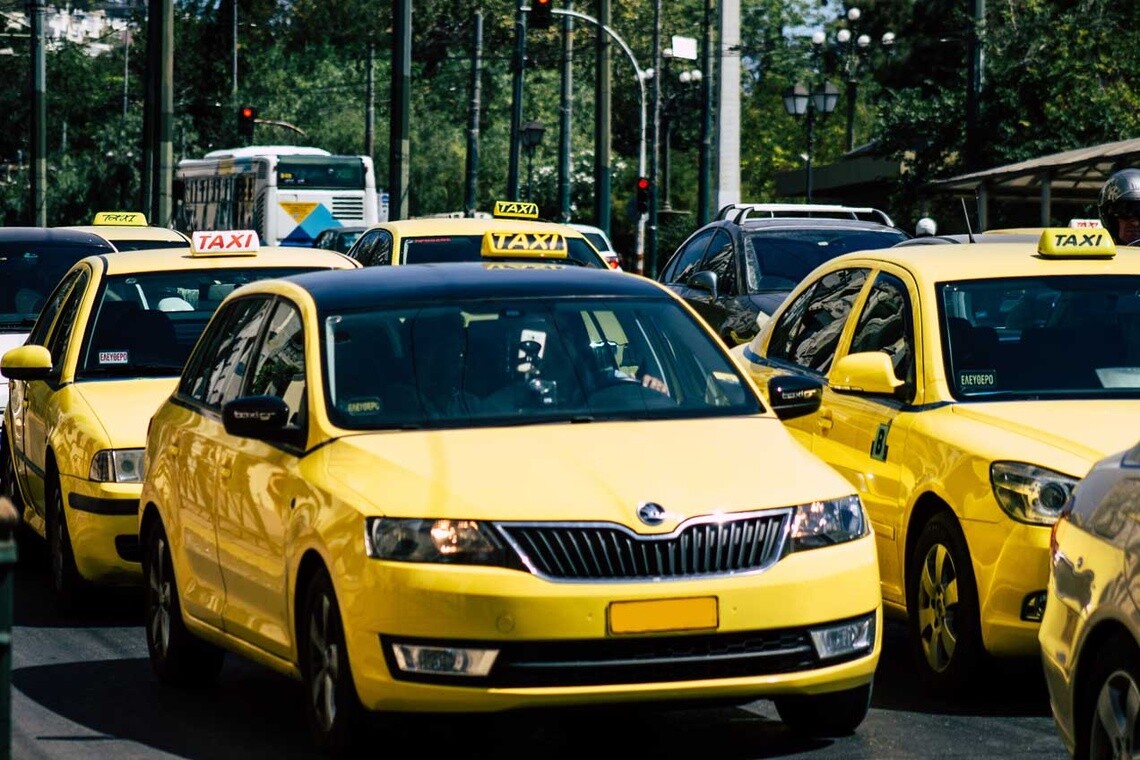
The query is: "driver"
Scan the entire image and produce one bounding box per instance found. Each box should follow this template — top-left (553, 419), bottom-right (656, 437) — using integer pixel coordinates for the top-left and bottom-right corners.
top-left (1098, 168), bottom-right (1140, 246)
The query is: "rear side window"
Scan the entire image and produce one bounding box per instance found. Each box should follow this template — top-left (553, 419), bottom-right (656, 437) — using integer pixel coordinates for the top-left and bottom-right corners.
top-left (767, 267), bottom-right (869, 374)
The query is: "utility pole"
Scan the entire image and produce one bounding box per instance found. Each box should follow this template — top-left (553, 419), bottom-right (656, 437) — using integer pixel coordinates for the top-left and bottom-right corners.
top-left (716, 0), bottom-right (740, 212)
top-left (508, 0), bottom-right (528, 201)
top-left (593, 0), bottom-right (611, 236)
top-left (464, 11), bottom-right (483, 217)
top-left (29, 0), bottom-right (46, 225)
top-left (966, 0), bottom-right (985, 171)
top-left (557, 2), bottom-right (573, 222)
top-left (646, 0), bottom-right (661, 278)
top-left (365, 39), bottom-right (375, 158)
top-left (389, 0), bottom-right (411, 220)
top-left (698, 0), bottom-right (713, 226)
top-left (157, 0), bottom-right (173, 226)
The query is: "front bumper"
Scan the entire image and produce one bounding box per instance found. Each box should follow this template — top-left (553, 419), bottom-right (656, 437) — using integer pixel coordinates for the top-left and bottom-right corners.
top-left (337, 534), bottom-right (882, 712)
top-left (61, 472), bottom-right (141, 585)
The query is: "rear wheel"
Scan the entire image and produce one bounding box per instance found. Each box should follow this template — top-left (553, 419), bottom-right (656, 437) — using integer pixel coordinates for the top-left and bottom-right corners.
top-left (1082, 635), bottom-right (1140, 760)
top-left (0, 434), bottom-right (37, 565)
top-left (301, 569), bottom-right (367, 757)
top-left (47, 476), bottom-right (83, 614)
top-left (141, 518), bottom-right (224, 686)
top-left (774, 682), bottom-right (872, 737)
top-left (907, 511), bottom-right (985, 695)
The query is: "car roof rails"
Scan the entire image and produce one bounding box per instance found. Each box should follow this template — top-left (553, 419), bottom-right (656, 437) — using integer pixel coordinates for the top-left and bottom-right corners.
top-left (715, 203), bottom-right (896, 228)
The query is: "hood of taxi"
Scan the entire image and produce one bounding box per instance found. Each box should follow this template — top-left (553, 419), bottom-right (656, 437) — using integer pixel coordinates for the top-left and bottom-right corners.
top-left (73, 378), bottom-right (178, 447)
top-left (322, 417), bottom-right (855, 524)
top-left (952, 401), bottom-right (1140, 462)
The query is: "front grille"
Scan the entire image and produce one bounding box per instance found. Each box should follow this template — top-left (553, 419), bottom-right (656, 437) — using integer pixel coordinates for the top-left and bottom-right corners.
top-left (331, 196), bottom-right (365, 220)
top-left (495, 510), bottom-right (791, 581)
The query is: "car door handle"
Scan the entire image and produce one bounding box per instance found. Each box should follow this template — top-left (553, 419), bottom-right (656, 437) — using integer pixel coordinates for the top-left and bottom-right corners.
top-left (817, 408), bottom-right (834, 432)
top-left (220, 466), bottom-right (232, 479)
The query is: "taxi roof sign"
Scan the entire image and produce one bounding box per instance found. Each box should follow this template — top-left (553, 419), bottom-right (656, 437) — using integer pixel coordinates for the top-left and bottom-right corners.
top-left (1037, 227), bottom-right (1116, 259)
top-left (191, 230), bottom-right (260, 257)
top-left (93, 211), bottom-right (147, 226)
top-left (492, 200), bottom-right (540, 220)
top-left (482, 231), bottom-right (569, 259)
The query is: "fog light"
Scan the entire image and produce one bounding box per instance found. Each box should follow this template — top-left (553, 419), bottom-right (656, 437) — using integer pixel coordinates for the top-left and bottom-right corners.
top-left (390, 643), bottom-right (498, 677)
top-left (809, 614), bottom-right (876, 660)
top-left (1021, 591), bottom-right (1047, 622)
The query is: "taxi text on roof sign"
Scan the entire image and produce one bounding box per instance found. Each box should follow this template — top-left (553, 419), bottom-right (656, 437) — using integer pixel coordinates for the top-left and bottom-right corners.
top-left (1037, 227), bottom-right (1116, 259)
top-left (93, 211), bottom-right (147, 226)
top-left (191, 230), bottom-right (261, 257)
top-left (482, 231), bottom-right (569, 259)
top-left (492, 200), bottom-right (540, 220)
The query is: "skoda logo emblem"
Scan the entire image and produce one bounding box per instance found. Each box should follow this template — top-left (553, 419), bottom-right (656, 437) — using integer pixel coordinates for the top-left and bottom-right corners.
top-left (637, 502), bottom-right (667, 526)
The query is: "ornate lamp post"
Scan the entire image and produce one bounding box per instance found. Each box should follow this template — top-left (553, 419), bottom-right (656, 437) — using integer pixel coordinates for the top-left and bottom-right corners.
top-left (783, 80), bottom-right (839, 203)
top-left (521, 120), bottom-right (546, 202)
top-left (813, 7), bottom-right (895, 152)
top-left (661, 66), bottom-right (701, 211)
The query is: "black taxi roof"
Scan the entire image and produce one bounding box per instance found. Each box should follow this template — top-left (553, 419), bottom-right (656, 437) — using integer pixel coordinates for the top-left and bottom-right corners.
top-left (286, 262), bottom-right (665, 311)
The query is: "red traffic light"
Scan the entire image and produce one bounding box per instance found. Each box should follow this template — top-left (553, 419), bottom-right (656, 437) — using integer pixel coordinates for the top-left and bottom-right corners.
top-left (240, 106), bottom-right (255, 119)
top-left (635, 176), bottom-right (650, 214)
top-left (637, 177), bottom-right (650, 191)
top-left (531, 0), bottom-right (554, 28)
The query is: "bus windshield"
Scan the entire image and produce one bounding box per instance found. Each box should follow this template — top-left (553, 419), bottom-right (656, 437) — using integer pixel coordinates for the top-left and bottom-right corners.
top-left (277, 157), bottom-right (365, 189)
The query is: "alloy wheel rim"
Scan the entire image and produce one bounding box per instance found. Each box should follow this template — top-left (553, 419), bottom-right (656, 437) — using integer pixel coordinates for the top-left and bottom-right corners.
top-left (147, 535), bottom-right (172, 657)
top-left (916, 542), bottom-right (959, 672)
top-left (1091, 670), bottom-right (1140, 759)
top-left (308, 591), bottom-right (339, 732)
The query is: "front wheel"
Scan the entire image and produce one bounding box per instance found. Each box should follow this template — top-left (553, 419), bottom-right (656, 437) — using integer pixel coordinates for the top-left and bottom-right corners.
top-left (301, 569), bottom-right (367, 757)
top-left (142, 518), bottom-right (224, 686)
top-left (907, 511), bottom-right (985, 695)
top-left (47, 477), bottom-right (83, 614)
top-left (1082, 635), bottom-right (1140, 760)
top-left (774, 682), bottom-right (872, 737)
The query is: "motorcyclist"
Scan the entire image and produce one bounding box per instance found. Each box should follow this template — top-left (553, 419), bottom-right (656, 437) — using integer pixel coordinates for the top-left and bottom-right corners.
top-left (1098, 168), bottom-right (1140, 246)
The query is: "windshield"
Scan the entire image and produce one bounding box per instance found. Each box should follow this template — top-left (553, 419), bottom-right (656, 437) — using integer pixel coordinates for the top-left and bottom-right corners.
top-left (743, 228), bottom-right (907, 291)
top-left (78, 266), bottom-right (319, 379)
top-left (401, 235), bottom-right (605, 268)
top-left (323, 296), bottom-right (761, 430)
top-left (276, 156), bottom-right (366, 189)
top-left (939, 275), bottom-right (1140, 399)
top-left (0, 240), bottom-right (113, 330)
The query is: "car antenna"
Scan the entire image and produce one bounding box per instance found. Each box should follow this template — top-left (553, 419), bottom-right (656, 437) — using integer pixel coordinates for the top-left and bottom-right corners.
top-left (961, 195), bottom-right (976, 243)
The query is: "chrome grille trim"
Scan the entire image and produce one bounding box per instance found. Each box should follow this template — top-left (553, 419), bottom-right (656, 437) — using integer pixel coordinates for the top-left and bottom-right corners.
top-left (494, 509), bottom-right (792, 582)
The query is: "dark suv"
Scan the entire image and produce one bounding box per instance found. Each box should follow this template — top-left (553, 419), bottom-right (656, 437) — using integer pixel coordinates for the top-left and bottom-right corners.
top-left (658, 203), bottom-right (909, 345)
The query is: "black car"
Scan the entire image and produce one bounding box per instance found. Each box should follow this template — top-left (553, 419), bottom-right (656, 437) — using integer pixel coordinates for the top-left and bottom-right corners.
top-left (658, 203), bottom-right (909, 345)
top-left (313, 225), bottom-right (368, 254)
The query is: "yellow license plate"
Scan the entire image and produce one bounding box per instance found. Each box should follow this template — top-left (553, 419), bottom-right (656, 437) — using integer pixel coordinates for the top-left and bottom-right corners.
top-left (608, 596), bottom-right (719, 635)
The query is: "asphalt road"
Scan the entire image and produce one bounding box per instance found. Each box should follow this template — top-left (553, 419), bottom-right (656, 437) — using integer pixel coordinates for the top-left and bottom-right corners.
top-left (10, 550), bottom-right (1070, 760)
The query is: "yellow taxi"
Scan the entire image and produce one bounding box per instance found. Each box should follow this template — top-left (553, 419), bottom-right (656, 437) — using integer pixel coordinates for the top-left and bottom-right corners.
top-left (731, 228), bottom-right (1140, 695)
top-left (1040, 440), bottom-right (1140, 758)
top-left (0, 231), bottom-right (358, 611)
top-left (345, 201), bottom-right (611, 268)
top-left (139, 263), bottom-right (881, 754)
top-left (62, 211), bottom-right (192, 251)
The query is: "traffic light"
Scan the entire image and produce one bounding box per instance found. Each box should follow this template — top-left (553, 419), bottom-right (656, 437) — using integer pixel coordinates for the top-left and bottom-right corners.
top-left (636, 176), bottom-right (650, 215)
top-left (531, 0), bottom-right (554, 29)
top-left (238, 106), bottom-right (257, 139)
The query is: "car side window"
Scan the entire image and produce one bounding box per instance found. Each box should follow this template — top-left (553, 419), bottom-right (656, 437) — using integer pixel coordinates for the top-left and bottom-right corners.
top-left (246, 301), bottom-right (307, 431)
top-left (849, 272), bottom-right (916, 394)
top-left (766, 268), bottom-right (869, 374)
top-left (700, 229), bottom-right (736, 296)
top-left (353, 229), bottom-right (393, 267)
top-left (181, 296), bottom-right (274, 410)
top-left (661, 229), bottom-right (714, 284)
top-left (44, 269), bottom-right (90, 369)
top-left (27, 268), bottom-right (83, 348)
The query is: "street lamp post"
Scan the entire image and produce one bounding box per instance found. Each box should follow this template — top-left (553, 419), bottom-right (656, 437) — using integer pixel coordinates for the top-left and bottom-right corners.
top-left (521, 120), bottom-right (546, 202)
top-left (782, 80), bottom-right (838, 203)
top-left (661, 66), bottom-right (701, 211)
top-left (814, 7), bottom-right (895, 153)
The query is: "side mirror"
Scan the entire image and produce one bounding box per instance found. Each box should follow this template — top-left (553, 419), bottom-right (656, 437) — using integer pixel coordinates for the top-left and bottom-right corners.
top-left (222, 395), bottom-right (291, 440)
top-left (1, 344), bottom-right (53, 381)
top-left (829, 351), bottom-right (904, 396)
top-left (688, 270), bottom-right (718, 298)
top-left (767, 374), bottom-right (823, 420)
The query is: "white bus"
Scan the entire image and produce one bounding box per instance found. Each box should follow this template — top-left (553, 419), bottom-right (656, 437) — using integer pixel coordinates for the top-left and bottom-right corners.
top-left (173, 145), bottom-right (382, 247)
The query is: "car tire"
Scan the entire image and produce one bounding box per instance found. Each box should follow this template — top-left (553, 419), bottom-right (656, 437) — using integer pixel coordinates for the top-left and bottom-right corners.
top-left (141, 518), bottom-right (225, 686)
top-left (0, 433), bottom-right (37, 566)
top-left (47, 476), bottom-right (83, 614)
top-left (300, 569), bottom-right (367, 757)
top-left (1082, 634), bottom-right (1140, 760)
top-left (907, 511), bottom-right (985, 695)
top-left (774, 682), bottom-right (872, 737)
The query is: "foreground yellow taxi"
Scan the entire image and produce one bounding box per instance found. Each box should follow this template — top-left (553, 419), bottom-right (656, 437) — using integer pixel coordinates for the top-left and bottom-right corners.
top-left (0, 231), bottom-right (357, 610)
top-left (345, 200), bottom-right (611, 268)
top-left (1040, 441), bottom-right (1140, 758)
top-left (61, 211), bottom-right (192, 251)
top-left (140, 263), bottom-right (880, 754)
top-left (732, 228), bottom-right (1140, 695)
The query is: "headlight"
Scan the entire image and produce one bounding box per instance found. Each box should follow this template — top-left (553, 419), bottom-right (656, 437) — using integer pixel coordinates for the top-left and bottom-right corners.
top-left (365, 517), bottom-right (509, 565)
top-left (790, 494), bottom-right (866, 550)
top-left (990, 461), bottom-right (1076, 525)
top-left (89, 449), bottom-right (145, 483)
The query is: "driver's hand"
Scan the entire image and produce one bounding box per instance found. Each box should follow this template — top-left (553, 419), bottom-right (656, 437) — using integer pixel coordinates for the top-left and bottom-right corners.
top-left (641, 373), bottom-right (669, 396)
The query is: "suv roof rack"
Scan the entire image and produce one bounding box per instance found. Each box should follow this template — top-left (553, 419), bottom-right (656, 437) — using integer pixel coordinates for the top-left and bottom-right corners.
top-left (715, 203), bottom-right (896, 228)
